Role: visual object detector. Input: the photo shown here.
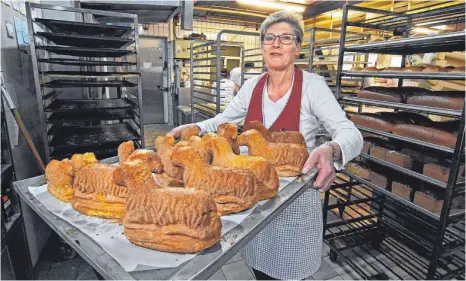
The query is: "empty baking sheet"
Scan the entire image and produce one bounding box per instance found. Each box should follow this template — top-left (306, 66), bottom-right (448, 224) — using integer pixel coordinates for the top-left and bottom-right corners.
top-left (42, 80), bottom-right (137, 88)
top-left (41, 71), bottom-right (140, 78)
top-left (38, 58), bottom-right (137, 67)
top-left (45, 98), bottom-right (137, 112)
top-left (36, 32), bottom-right (133, 48)
top-left (47, 109), bottom-right (135, 123)
top-left (37, 46), bottom-right (134, 58)
top-left (49, 122), bottom-right (140, 148)
top-left (35, 18), bottom-right (132, 37)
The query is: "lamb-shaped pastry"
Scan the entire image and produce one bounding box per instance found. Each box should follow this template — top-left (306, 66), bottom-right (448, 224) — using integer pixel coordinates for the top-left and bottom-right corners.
top-left (154, 136), bottom-right (185, 186)
top-left (71, 142), bottom-right (162, 219)
top-left (45, 153), bottom-right (99, 203)
top-left (188, 135), bottom-right (211, 163)
top-left (238, 129), bottom-right (309, 177)
top-left (118, 140), bottom-right (163, 173)
top-left (180, 125), bottom-right (200, 141)
top-left (203, 134), bottom-right (279, 200)
top-left (171, 145), bottom-right (259, 215)
top-left (217, 123), bottom-right (240, 154)
top-left (113, 160), bottom-right (221, 253)
top-left (245, 121), bottom-right (306, 146)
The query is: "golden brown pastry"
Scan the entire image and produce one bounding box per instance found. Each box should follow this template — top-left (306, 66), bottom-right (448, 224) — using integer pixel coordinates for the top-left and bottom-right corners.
top-left (188, 135), bottom-right (211, 163)
top-left (154, 136), bottom-right (184, 186)
top-left (203, 134), bottom-right (279, 200)
top-left (119, 140), bottom-right (164, 173)
top-left (245, 121), bottom-right (306, 146)
top-left (171, 146), bottom-right (258, 215)
top-left (237, 130), bottom-right (309, 177)
top-left (350, 66), bottom-right (363, 72)
top-left (45, 158), bottom-right (75, 202)
top-left (71, 143), bottom-right (161, 219)
top-left (217, 123), bottom-right (240, 155)
top-left (113, 160), bottom-right (221, 253)
top-left (180, 125), bottom-right (200, 141)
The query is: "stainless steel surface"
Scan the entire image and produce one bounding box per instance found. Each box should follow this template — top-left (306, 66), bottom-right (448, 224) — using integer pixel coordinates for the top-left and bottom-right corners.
top-left (13, 157), bottom-right (317, 280)
top-left (139, 37), bottom-right (166, 124)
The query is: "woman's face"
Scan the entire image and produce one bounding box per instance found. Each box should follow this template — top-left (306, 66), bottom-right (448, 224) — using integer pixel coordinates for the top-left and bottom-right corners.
top-left (262, 22), bottom-right (301, 71)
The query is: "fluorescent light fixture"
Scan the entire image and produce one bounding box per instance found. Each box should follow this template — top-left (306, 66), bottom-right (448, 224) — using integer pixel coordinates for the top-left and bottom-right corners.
top-left (236, 0), bottom-right (306, 13)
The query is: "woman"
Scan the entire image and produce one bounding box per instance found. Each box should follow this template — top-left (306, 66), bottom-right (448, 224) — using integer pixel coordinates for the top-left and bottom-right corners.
top-left (169, 11), bottom-right (362, 280)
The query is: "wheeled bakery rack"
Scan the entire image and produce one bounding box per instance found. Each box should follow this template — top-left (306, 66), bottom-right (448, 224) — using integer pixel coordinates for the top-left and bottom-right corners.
top-left (190, 30), bottom-right (261, 122)
top-left (301, 27), bottom-right (369, 97)
top-left (26, 3), bottom-right (144, 162)
top-left (323, 3), bottom-right (466, 280)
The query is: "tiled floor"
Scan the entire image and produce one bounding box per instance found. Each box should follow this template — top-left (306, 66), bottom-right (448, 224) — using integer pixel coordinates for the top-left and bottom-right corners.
top-left (33, 235), bottom-right (363, 280)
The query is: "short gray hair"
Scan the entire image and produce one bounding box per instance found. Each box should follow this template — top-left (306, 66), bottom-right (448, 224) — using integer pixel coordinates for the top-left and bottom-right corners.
top-left (260, 11), bottom-right (304, 45)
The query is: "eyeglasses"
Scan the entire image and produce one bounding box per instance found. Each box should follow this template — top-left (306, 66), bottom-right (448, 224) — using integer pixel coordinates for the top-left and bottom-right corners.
top-left (262, 34), bottom-right (296, 45)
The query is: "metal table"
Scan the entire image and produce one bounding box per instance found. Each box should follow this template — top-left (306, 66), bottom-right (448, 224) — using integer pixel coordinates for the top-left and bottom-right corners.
top-left (14, 156), bottom-right (317, 280)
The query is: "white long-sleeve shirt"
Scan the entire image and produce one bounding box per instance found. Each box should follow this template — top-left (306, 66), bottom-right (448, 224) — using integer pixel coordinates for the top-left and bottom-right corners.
top-left (196, 70), bottom-right (363, 169)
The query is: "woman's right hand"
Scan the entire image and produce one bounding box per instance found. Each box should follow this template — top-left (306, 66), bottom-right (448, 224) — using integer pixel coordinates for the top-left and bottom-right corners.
top-left (167, 124), bottom-right (200, 139)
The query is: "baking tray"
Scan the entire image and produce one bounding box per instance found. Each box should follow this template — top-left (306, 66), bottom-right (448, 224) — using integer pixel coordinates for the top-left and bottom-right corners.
top-left (13, 159), bottom-right (317, 280)
top-left (45, 98), bottom-right (137, 112)
top-left (49, 122), bottom-right (140, 148)
top-left (37, 46), bottom-right (134, 58)
top-left (47, 109), bottom-right (135, 123)
top-left (345, 31), bottom-right (465, 55)
top-left (42, 79), bottom-right (137, 88)
top-left (41, 71), bottom-right (140, 78)
top-left (38, 58), bottom-right (137, 67)
top-left (36, 32), bottom-right (133, 48)
top-left (35, 18), bottom-right (132, 37)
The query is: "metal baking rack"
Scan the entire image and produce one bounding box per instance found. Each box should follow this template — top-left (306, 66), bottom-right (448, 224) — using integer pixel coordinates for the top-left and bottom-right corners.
top-left (26, 3), bottom-right (144, 161)
top-left (323, 174), bottom-right (465, 280)
top-left (326, 3), bottom-right (466, 279)
top-left (300, 27), bottom-right (370, 96)
top-left (190, 31), bottom-right (260, 122)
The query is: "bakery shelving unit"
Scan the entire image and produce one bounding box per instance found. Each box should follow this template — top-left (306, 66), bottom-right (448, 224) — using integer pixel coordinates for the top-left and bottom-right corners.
top-left (301, 27), bottom-right (370, 96)
top-left (190, 30), bottom-right (260, 122)
top-left (26, 3), bottom-right (143, 162)
top-left (323, 3), bottom-right (466, 280)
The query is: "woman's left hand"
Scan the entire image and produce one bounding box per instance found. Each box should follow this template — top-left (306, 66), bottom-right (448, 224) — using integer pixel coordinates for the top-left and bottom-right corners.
top-left (302, 145), bottom-right (336, 192)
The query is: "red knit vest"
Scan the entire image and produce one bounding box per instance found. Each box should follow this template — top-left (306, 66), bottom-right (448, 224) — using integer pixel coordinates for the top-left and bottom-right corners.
top-left (244, 67), bottom-right (303, 132)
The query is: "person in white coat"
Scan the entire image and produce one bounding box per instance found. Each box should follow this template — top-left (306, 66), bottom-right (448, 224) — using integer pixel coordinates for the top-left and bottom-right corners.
top-left (169, 11), bottom-right (362, 280)
top-left (211, 68), bottom-right (236, 105)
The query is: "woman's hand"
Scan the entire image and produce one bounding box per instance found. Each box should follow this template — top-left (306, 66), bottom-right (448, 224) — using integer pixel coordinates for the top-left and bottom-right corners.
top-left (167, 124), bottom-right (200, 139)
top-left (302, 145), bottom-right (336, 192)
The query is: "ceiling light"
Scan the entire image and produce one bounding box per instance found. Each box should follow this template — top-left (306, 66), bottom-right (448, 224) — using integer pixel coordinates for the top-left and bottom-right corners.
top-left (236, 0), bottom-right (306, 13)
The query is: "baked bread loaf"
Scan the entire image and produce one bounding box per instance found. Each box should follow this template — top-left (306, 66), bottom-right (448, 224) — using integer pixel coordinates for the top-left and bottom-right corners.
top-left (362, 67), bottom-right (380, 72)
top-left (370, 37), bottom-right (385, 42)
top-left (217, 123), bottom-right (240, 155)
top-left (414, 190), bottom-right (443, 213)
top-left (422, 65), bottom-right (446, 72)
top-left (244, 121), bottom-right (306, 146)
top-left (237, 129), bottom-right (309, 177)
top-left (171, 146), bottom-right (258, 215)
top-left (114, 160), bottom-right (221, 253)
top-left (391, 181), bottom-right (411, 200)
top-left (345, 162), bottom-right (371, 180)
top-left (383, 67), bottom-right (402, 72)
top-left (45, 158), bottom-right (75, 202)
top-left (423, 162), bottom-right (465, 183)
top-left (180, 125), bottom-right (200, 141)
top-left (370, 170), bottom-right (389, 189)
top-left (154, 136), bottom-right (184, 186)
top-left (403, 66), bottom-right (424, 72)
top-left (385, 151), bottom-right (414, 169)
top-left (204, 134), bottom-right (279, 200)
top-left (119, 141), bottom-right (164, 173)
top-left (350, 113), bottom-right (397, 132)
top-left (350, 66), bottom-right (363, 72)
top-left (392, 122), bottom-right (458, 148)
top-left (187, 135), bottom-right (211, 163)
top-left (406, 91), bottom-right (464, 110)
top-left (357, 87), bottom-right (406, 103)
